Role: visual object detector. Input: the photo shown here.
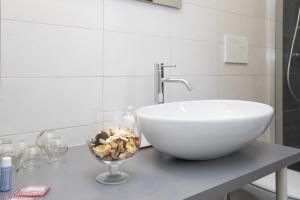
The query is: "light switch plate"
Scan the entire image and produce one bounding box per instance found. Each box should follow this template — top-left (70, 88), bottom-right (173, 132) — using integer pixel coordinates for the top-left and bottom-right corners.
top-left (224, 35), bottom-right (249, 64)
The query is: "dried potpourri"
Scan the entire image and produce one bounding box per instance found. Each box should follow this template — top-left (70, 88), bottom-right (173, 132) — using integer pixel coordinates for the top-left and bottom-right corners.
top-left (89, 126), bottom-right (140, 161)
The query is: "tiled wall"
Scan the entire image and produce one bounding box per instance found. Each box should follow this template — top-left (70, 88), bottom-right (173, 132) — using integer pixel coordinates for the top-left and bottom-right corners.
top-left (0, 0), bottom-right (276, 146)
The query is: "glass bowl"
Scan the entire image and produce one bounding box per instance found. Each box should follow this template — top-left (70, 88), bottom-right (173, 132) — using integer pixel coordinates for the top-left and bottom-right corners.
top-left (88, 107), bottom-right (141, 184)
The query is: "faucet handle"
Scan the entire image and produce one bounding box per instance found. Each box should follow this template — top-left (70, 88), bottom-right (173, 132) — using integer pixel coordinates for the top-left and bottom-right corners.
top-left (154, 63), bottom-right (176, 71)
top-left (161, 63), bottom-right (176, 68)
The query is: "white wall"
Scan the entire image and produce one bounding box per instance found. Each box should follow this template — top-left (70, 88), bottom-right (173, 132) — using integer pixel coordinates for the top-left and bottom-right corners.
top-left (0, 0), bottom-right (276, 146)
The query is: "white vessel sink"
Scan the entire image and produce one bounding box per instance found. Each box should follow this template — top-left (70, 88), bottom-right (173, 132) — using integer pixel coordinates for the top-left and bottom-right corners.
top-left (136, 100), bottom-right (274, 160)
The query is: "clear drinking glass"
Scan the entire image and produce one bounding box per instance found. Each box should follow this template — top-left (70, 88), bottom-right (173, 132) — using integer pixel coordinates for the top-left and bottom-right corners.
top-left (0, 139), bottom-right (28, 171)
top-left (88, 106), bottom-right (141, 184)
top-left (35, 130), bottom-right (55, 156)
top-left (45, 136), bottom-right (68, 164)
top-left (12, 140), bottom-right (27, 169)
top-left (22, 145), bottom-right (41, 169)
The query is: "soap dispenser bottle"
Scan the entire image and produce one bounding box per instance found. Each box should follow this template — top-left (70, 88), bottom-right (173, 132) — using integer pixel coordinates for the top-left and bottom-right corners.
top-left (0, 157), bottom-right (12, 192)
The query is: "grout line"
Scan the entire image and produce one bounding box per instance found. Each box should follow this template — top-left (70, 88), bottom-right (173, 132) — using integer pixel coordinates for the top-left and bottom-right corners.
top-left (0, 124), bottom-right (89, 138)
top-left (216, 9), bottom-right (221, 100)
top-left (0, 0), bottom-right (2, 79)
top-left (99, 29), bottom-right (275, 49)
top-left (0, 76), bottom-right (105, 79)
top-left (100, 29), bottom-right (275, 49)
top-left (103, 29), bottom-right (170, 39)
top-left (183, 2), bottom-right (218, 11)
top-left (0, 18), bottom-right (273, 49)
top-left (0, 18), bottom-right (274, 49)
top-left (253, 70), bottom-right (256, 101)
top-left (191, 3), bottom-right (256, 23)
top-left (0, 74), bottom-right (275, 79)
top-left (1, 18), bottom-right (102, 31)
top-left (0, 75), bottom-right (154, 78)
top-left (168, 6), bottom-right (173, 101)
top-left (182, 1), bottom-right (269, 20)
top-left (101, 0), bottom-right (105, 129)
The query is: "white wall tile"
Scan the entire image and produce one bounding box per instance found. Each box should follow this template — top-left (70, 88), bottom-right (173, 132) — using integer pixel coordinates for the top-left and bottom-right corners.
top-left (253, 47), bottom-right (273, 75)
top-left (275, 0), bottom-right (283, 23)
top-left (270, 22), bottom-right (277, 49)
top-left (253, 19), bottom-right (272, 47)
top-left (171, 39), bottom-right (218, 75)
top-left (183, 0), bottom-right (217, 8)
top-left (219, 76), bottom-right (254, 100)
top-left (275, 22), bottom-right (283, 49)
top-left (168, 76), bottom-right (218, 102)
top-left (257, 127), bottom-right (272, 143)
top-left (53, 125), bottom-right (94, 147)
top-left (270, 0), bottom-right (276, 23)
top-left (1, 0), bottom-right (103, 29)
top-left (275, 49), bottom-right (283, 75)
top-left (104, 0), bottom-right (170, 36)
top-left (254, 75), bottom-right (275, 106)
top-left (0, 125), bottom-right (93, 147)
top-left (218, 0), bottom-right (253, 16)
top-left (0, 132), bottom-right (40, 146)
top-left (104, 31), bottom-right (169, 76)
top-left (1, 20), bottom-right (103, 77)
top-left (270, 48), bottom-right (276, 73)
top-left (0, 77), bottom-right (102, 135)
top-left (171, 3), bottom-right (218, 41)
top-left (252, 0), bottom-right (272, 20)
top-left (218, 11), bottom-right (253, 45)
top-left (103, 77), bottom-right (154, 111)
top-left (258, 116), bottom-right (275, 143)
top-left (270, 118), bottom-right (276, 143)
top-left (218, 45), bottom-right (254, 75)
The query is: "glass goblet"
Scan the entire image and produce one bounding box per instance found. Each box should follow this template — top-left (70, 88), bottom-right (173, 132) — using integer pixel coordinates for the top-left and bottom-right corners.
top-left (88, 106), bottom-right (141, 185)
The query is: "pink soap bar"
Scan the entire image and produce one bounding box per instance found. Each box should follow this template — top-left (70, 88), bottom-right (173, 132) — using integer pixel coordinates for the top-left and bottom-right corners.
top-left (14, 185), bottom-right (50, 197)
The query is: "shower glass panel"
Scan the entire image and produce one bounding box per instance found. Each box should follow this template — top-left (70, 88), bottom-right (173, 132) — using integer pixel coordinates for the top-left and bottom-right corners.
top-left (278, 0), bottom-right (300, 171)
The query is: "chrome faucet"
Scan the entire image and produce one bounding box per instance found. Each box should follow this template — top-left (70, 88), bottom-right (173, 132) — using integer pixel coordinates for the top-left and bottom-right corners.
top-left (154, 63), bottom-right (193, 104)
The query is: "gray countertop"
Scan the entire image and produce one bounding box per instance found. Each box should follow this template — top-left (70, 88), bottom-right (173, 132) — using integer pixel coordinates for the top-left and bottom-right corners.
top-left (3, 141), bottom-right (300, 200)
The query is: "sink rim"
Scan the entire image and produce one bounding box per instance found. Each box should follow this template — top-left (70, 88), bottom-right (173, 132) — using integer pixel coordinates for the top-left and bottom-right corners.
top-left (136, 100), bottom-right (274, 122)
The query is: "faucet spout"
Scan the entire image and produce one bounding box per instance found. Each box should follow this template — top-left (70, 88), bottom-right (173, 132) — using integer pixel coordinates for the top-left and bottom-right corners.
top-left (154, 63), bottom-right (193, 104)
top-left (162, 78), bottom-right (193, 91)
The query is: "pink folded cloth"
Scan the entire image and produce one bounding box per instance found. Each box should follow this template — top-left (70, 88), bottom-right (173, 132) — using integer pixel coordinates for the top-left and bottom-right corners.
top-left (7, 197), bottom-right (37, 200)
top-left (13, 185), bottom-right (50, 197)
